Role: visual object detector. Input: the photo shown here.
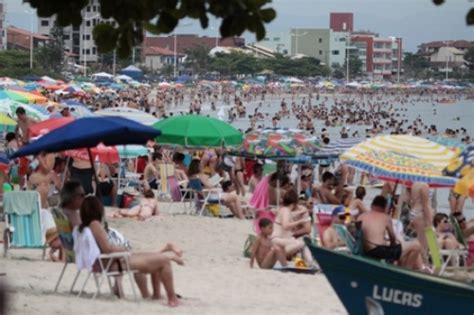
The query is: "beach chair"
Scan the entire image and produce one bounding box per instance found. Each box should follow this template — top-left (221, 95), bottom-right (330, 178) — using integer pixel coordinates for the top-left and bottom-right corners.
top-left (186, 178), bottom-right (222, 216)
top-left (334, 224), bottom-right (362, 255)
top-left (3, 191), bottom-right (45, 258)
top-left (425, 227), bottom-right (468, 276)
top-left (450, 216), bottom-right (468, 248)
top-left (51, 208), bottom-right (81, 294)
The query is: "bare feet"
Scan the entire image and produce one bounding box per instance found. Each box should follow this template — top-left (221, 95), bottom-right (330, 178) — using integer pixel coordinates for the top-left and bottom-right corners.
top-left (162, 243), bottom-right (183, 257)
top-left (168, 253), bottom-right (184, 266)
top-left (168, 296), bottom-right (180, 307)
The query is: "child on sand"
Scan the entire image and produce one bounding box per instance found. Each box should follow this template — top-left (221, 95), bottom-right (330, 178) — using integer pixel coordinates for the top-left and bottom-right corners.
top-left (250, 218), bottom-right (288, 269)
top-left (113, 190), bottom-right (159, 220)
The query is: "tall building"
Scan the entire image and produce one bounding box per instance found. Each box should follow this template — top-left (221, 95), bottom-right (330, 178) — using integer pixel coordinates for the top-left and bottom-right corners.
top-left (37, 0), bottom-right (115, 65)
top-left (258, 32), bottom-right (291, 55)
top-left (351, 31), bottom-right (403, 80)
top-left (290, 28), bottom-right (348, 67)
top-left (0, 0), bottom-right (4, 49)
top-left (330, 12), bottom-right (353, 32)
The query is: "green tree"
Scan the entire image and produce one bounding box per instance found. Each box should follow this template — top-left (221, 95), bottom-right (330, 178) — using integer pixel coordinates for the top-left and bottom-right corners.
top-left (332, 64), bottom-right (345, 79)
top-left (28, 0), bottom-right (276, 58)
top-left (343, 55), bottom-right (363, 80)
top-left (404, 53), bottom-right (431, 79)
top-left (210, 52), bottom-right (262, 77)
top-left (465, 47), bottom-right (474, 71)
top-left (35, 21), bottom-right (64, 74)
top-left (0, 50), bottom-right (50, 77)
top-left (160, 64), bottom-right (174, 78)
top-left (185, 45), bottom-right (211, 76)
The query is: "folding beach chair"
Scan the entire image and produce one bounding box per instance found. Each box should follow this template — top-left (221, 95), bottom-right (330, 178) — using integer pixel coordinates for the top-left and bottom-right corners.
top-left (334, 224), bottom-right (362, 255)
top-left (450, 216), bottom-right (468, 248)
top-left (186, 178), bottom-right (222, 216)
top-left (425, 227), bottom-right (468, 276)
top-left (3, 191), bottom-right (46, 258)
top-left (52, 208), bottom-right (81, 294)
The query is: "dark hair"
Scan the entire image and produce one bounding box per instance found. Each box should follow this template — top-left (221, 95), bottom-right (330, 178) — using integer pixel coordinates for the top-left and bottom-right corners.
top-left (152, 152), bottom-right (162, 161)
top-left (15, 107), bottom-right (26, 115)
top-left (258, 218), bottom-right (273, 229)
top-left (5, 132), bottom-right (15, 142)
top-left (60, 180), bottom-right (83, 208)
top-left (323, 137), bottom-right (330, 144)
top-left (172, 152), bottom-right (185, 163)
top-left (282, 189), bottom-right (298, 207)
top-left (433, 213), bottom-right (448, 228)
top-left (252, 163), bottom-right (263, 173)
top-left (322, 171), bottom-right (335, 183)
top-left (355, 186), bottom-right (366, 199)
top-left (54, 157), bottom-right (66, 169)
top-left (221, 180), bottom-right (233, 192)
top-left (143, 189), bottom-right (155, 198)
top-left (452, 211), bottom-right (463, 220)
top-left (78, 196), bottom-right (104, 232)
top-left (187, 159), bottom-right (201, 177)
top-left (371, 195), bottom-right (387, 210)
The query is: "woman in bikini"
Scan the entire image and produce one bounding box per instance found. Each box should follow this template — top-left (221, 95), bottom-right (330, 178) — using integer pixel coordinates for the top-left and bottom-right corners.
top-left (233, 157), bottom-right (246, 196)
top-left (271, 189), bottom-right (314, 266)
top-left (115, 190), bottom-right (159, 220)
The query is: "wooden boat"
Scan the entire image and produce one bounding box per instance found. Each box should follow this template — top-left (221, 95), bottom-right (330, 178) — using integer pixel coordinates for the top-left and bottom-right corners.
top-left (304, 239), bottom-right (474, 315)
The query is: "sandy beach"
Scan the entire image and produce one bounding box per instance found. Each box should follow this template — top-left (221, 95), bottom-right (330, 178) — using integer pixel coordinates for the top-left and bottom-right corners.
top-left (1, 203), bottom-right (345, 315)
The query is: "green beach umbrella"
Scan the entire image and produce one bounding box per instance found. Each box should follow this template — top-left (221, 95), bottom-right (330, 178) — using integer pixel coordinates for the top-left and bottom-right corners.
top-left (153, 115), bottom-right (243, 148)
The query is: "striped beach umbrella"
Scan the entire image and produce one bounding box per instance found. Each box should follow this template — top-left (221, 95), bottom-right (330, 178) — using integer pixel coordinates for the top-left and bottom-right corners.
top-left (343, 150), bottom-right (457, 188)
top-left (95, 108), bottom-right (158, 126)
top-left (341, 135), bottom-right (457, 171)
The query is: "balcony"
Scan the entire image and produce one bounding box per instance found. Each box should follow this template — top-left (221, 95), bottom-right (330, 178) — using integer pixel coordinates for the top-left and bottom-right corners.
top-left (373, 58), bottom-right (392, 63)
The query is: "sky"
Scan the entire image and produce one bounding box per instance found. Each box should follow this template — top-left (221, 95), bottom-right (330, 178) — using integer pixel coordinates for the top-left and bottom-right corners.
top-left (5, 0), bottom-right (474, 52)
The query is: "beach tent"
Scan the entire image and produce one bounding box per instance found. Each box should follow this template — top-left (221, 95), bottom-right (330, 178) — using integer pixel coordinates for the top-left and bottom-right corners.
top-left (115, 74), bottom-right (133, 82)
top-left (91, 72), bottom-right (114, 82)
top-left (120, 65), bottom-right (144, 81)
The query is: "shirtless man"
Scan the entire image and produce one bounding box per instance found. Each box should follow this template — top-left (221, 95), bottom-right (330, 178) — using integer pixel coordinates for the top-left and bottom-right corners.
top-left (315, 172), bottom-right (351, 206)
top-left (250, 218), bottom-right (287, 269)
top-left (143, 153), bottom-right (161, 190)
top-left (359, 196), bottom-right (423, 271)
top-left (28, 152), bottom-right (60, 208)
top-left (322, 206), bottom-right (347, 249)
top-left (15, 107), bottom-right (37, 144)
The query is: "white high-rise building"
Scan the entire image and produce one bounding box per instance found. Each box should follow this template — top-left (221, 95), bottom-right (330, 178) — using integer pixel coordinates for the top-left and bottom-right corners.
top-left (37, 0), bottom-right (114, 65)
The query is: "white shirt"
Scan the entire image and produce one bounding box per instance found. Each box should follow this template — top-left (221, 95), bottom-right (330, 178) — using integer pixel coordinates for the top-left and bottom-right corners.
top-left (73, 226), bottom-right (101, 271)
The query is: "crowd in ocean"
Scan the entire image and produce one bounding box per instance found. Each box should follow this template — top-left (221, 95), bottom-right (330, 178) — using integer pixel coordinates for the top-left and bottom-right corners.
top-left (1, 78), bottom-right (473, 307)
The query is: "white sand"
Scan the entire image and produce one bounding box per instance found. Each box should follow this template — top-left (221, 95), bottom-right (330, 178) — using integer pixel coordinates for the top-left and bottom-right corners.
top-left (1, 203), bottom-right (346, 315)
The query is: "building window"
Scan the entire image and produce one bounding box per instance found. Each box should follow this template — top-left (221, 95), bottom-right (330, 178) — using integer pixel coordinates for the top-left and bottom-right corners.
top-left (41, 20), bottom-right (49, 27)
top-left (332, 50), bottom-right (339, 55)
top-left (83, 34), bottom-right (91, 40)
top-left (86, 6), bottom-right (91, 12)
top-left (318, 38), bottom-right (322, 43)
top-left (86, 20), bottom-right (91, 27)
top-left (92, 47), bottom-right (96, 54)
top-left (319, 50), bottom-right (322, 55)
top-left (274, 37), bottom-right (280, 41)
top-left (63, 34), bottom-right (70, 40)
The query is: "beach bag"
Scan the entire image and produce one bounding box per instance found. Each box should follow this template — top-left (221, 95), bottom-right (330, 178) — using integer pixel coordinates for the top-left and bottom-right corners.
top-left (107, 227), bottom-right (132, 250)
top-left (207, 204), bottom-right (220, 217)
top-left (243, 234), bottom-right (256, 258)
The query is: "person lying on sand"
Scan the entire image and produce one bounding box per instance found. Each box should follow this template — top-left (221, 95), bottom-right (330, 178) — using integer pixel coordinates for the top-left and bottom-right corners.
top-left (111, 190), bottom-right (159, 220)
top-left (250, 218), bottom-right (288, 269)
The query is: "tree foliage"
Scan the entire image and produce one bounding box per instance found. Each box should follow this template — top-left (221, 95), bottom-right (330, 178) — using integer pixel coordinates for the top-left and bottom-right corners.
top-left (35, 21), bottom-right (64, 73)
top-left (465, 47), bottom-right (474, 70)
top-left (185, 45), bottom-right (212, 76)
top-left (28, 0), bottom-right (276, 59)
top-left (343, 55), bottom-right (363, 79)
top-left (404, 53), bottom-right (431, 79)
top-left (0, 50), bottom-right (52, 77)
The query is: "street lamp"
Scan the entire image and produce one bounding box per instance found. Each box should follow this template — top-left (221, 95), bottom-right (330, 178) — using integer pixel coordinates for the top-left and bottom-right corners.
top-left (82, 13), bottom-right (101, 77)
top-left (24, 10), bottom-right (34, 69)
top-left (290, 30), bottom-right (307, 56)
top-left (173, 22), bottom-right (193, 78)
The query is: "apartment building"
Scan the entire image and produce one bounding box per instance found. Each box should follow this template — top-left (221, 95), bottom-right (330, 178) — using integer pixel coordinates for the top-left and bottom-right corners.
top-left (258, 32), bottom-right (291, 55)
top-left (37, 0), bottom-right (114, 64)
top-left (418, 40), bottom-right (474, 73)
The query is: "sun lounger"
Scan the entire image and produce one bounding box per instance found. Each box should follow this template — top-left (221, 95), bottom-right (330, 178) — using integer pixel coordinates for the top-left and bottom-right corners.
top-left (3, 191), bottom-right (45, 258)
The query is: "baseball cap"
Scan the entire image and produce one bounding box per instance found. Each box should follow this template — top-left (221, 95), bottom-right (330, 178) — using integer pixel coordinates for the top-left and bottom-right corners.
top-left (331, 206), bottom-right (347, 217)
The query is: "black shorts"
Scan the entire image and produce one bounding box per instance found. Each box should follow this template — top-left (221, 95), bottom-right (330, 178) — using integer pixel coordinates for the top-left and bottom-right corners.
top-left (366, 244), bottom-right (402, 261)
top-left (99, 181), bottom-right (114, 196)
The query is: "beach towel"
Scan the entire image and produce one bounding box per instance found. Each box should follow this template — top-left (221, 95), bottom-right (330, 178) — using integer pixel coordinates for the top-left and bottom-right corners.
top-left (250, 175), bottom-right (269, 210)
top-left (73, 226), bottom-right (101, 271)
top-left (167, 176), bottom-right (182, 202)
top-left (3, 191), bottom-right (40, 216)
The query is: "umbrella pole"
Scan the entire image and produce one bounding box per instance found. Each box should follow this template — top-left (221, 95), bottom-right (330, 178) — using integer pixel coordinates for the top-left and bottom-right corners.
top-left (390, 180), bottom-right (399, 217)
top-left (87, 148), bottom-right (102, 198)
top-left (296, 164), bottom-right (302, 196)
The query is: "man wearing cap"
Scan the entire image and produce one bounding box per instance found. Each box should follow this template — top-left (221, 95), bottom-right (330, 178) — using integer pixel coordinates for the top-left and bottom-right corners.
top-left (322, 206), bottom-right (347, 249)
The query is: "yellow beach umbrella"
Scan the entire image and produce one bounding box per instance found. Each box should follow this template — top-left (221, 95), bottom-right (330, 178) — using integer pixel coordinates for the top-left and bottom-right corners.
top-left (341, 135), bottom-right (458, 171)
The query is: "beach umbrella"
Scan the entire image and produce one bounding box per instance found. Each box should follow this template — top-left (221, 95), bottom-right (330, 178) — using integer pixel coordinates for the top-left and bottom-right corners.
top-left (117, 145), bottom-right (149, 158)
top-left (342, 135), bottom-right (457, 171)
top-left (0, 113), bottom-right (17, 132)
top-left (153, 115), bottom-right (242, 148)
top-left (64, 144), bottom-right (120, 164)
top-left (0, 99), bottom-right (48, 121)
top-left (10, 116), bottom-right (161, 158)
top-left (95, 108), bottom-right (158, 126)
top-left (229, 128), bottom-right (321, 159)
top-left (342, 150), bottom-right (457, 188)
top-left (28, 117), bottom-right (74, 138)
top-left (443, 146), bottom-right (474, 197)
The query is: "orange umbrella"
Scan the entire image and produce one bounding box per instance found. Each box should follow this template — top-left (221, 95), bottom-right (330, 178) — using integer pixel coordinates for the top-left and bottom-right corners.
top-left (64, 143), bottom-right (119, 164)
top-left (29, 117), bottom-right (74, 138)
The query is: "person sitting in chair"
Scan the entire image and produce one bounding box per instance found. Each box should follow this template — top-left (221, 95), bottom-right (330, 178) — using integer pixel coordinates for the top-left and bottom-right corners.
top-left (322, 206), bottom-right (347, 250)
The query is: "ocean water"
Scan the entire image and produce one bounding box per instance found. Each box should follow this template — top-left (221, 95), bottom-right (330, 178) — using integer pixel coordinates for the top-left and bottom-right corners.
top-left (173, 93), bottom-right (474, 217)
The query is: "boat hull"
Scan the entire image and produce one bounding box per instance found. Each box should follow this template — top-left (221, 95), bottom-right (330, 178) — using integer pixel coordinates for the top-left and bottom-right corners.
top-left (305, 239), bottom-right (474, 315)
